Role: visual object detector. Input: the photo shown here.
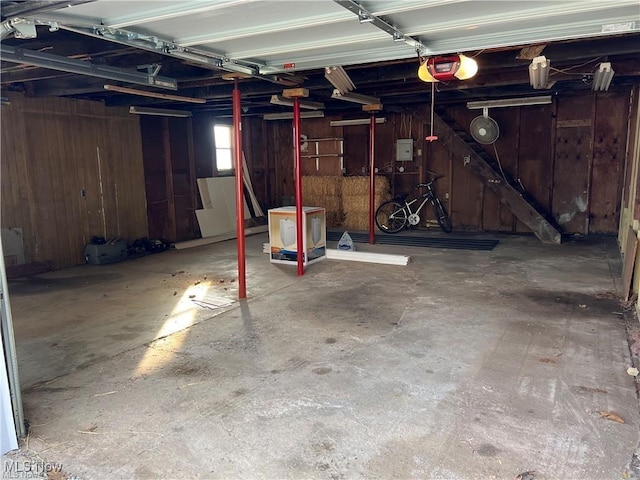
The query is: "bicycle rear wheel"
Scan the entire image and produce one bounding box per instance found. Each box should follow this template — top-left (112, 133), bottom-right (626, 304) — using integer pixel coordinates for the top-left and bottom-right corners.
top-left (375, 201), bottom-right (407, 233)
top-left (432, 198), bottom-right (452, 233)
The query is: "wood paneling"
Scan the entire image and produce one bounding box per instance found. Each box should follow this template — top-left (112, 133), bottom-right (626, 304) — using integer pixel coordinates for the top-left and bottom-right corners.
top-left (0, 92), bottom-right (147, 268)
top-left (140, 116), bottom-right (199, 242)
top-left (266, 121), bottom-right (294, 204)
top-left (516, 104), bottom-right (554, 232)
top-left (552, 95), bottom-right (594, 234)
top-left (590, 91), bottom-right (629, 233)
top-left (479, 108), bottom-right (518, 232)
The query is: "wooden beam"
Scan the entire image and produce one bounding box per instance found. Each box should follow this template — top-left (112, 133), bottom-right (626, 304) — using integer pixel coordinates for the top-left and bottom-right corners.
top-left (363, 103), bottom-right (383, 112)
top-left (282, 88), bottom-right (309, 98)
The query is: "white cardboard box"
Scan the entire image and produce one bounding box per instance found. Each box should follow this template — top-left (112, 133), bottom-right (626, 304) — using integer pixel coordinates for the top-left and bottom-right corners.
top-left (268, 207), bottom-right (326, 266)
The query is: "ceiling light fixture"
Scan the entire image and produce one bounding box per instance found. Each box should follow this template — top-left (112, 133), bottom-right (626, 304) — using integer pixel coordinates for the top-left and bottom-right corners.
top-left (418, 54), bottom-right (478, 82)
top-left (592, 62), bottom-right (614, 91)
top-left (270, 94), bottom-right (325, 110)
top-left (331, 90), bottom-right (380, 105)
top-left (325, 66), bottom-right (355, 94)
top-left (129, 106), bottom-right (192, 117)
top-left (104, 85), bottom-right (205, 104)
top-left (330, 118), bottom-right (386, 126)
top-left (263, 111), bottom-right (325, 120)
top-left (529, 56), bottom-right (551, 89)
top-left (467, 96), bottom-right (553, 109)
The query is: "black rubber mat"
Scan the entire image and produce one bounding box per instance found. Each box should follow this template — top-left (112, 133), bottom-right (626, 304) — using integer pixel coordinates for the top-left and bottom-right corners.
top-left (327, 231), bottom-right (499, 251)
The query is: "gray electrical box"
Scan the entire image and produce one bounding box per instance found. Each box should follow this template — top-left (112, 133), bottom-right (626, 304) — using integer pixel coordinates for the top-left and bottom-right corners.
top-left (396, 139), bottom-right (413, 161)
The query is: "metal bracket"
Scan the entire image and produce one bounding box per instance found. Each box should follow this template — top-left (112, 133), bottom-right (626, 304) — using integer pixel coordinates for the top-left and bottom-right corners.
top-left (0, 44), bottom-right (178, 90)
top-left (333, 0), bottom-right (429, 55)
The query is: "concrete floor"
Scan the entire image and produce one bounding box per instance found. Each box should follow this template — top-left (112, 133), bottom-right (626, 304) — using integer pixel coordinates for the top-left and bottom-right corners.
top-left (3, 232), bottom-right (639, 479)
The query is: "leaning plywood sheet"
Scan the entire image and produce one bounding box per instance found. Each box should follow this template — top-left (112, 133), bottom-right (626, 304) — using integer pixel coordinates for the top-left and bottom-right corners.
top-left (196, 177), bottom-right (251, 238)
top-left (1, 228), bottom-right (25, 265)
top-left (622, 226), bottom-right (638, 302)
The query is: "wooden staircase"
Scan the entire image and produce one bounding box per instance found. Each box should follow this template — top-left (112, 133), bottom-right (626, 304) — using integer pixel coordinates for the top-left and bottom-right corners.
top-left (429, 109), bottom-right (562, 245)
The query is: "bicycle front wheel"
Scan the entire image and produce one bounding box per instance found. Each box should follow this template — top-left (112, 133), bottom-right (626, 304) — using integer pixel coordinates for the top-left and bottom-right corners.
top-left (432, 198), bottom-right (452, 233)
top-left (375, 201), bottom-right (407, 234)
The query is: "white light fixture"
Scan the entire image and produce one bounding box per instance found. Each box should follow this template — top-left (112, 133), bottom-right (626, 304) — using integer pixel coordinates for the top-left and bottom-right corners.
top-left (129, 106), bottom-right (192, 117)
top-left (331, 90), bottom-right (380, 105)
top-left (467, 96), bottom-right (553, 109)
top-left (330, 118), bottom-right (386, 126)
top-left (529, 56), bottom-right (550, 89)
top-left (270, 94), bottom-right (324, 110)
top-left (325, 66), bottom-right (355, 94)
top-left (592, 62), bottom-right (614, 91)
top-left (263, 111), bottom-right (325, 120)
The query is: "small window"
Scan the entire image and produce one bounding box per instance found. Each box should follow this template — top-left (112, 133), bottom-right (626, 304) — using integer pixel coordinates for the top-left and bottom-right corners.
top-left (214, 124), bottom-right (234, 171)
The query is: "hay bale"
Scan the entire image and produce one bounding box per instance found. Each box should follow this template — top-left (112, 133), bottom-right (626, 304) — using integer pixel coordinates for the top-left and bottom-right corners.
top-left (302, 176), bottom-right (343, 227)
top-left (341, 176), bottom-right (389, 197)
top-left (341, 176), bottom-right (392, 230)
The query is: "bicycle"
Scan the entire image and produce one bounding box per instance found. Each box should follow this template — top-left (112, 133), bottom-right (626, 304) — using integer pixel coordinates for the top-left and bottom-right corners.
top-left (375, 175), bottom-right (452, 233)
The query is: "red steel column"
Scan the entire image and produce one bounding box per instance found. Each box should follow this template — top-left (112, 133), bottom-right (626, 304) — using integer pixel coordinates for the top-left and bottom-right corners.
top-left (369, 112), bottom-right (376, 244)
top-left (233, 79), bottom-right (246, 298)
top-left (293, 97), bottom-right (304, 276)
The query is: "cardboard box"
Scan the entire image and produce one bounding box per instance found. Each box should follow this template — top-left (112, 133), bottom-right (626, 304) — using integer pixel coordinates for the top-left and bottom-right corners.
top-left (268, 207), bottom-right (326, 266)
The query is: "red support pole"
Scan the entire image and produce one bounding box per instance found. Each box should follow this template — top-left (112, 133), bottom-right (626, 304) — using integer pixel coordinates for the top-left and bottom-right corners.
top-left (369, 112), bottom-right (376, 244)
top-left (233, 79), bottom-right (246, 298)
top-left (293, 97), bottom-right (304, 276)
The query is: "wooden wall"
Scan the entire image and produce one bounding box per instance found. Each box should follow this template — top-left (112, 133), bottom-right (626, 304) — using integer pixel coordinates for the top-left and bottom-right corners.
top-left (0, 92), bottom-right (148, 269)
top-left (264, 89), bottom-right (632, 235)
top-left (140, 116), bottom-right (198, 242)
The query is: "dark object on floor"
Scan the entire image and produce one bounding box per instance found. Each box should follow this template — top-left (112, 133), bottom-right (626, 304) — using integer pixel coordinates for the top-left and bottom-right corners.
top-left (326, 231), bottom-right (499, 251)
top-left (128, 237), bottom-right (171, 258)
top-left (84, 239), bottom-right (128, 265)
top-left (90, 235), bottom-right (107, 245)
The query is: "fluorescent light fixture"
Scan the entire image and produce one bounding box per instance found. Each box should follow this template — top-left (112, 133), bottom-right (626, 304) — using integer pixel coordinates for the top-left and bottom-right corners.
top-left (529, 56), bottom-right (550, 89)
top-left (104, 84), bottom-right (205, 104)
top-left (325, 66), bottom-right (355, 94)
top-left (263, 111), bottom-right (325, 120)
top-left (330, 118), bottom-right (386, 126)
top-left (331, 90), bottom-right (380, 105)
top-left (270, 94), bottom-right (324, 110)
top-left (467, 96), bottom-right (552, 109)
top-left (129, 106), bottom-right (192, 117)
top-left (592, 62), bottom-right (614, 91)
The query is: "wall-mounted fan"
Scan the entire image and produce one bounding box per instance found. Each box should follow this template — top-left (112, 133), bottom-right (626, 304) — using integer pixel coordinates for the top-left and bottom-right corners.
top-left (470, 107), bottom-right (500, 144)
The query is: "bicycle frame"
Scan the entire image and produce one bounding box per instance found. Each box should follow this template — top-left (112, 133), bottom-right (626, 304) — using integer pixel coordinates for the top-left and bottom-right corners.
top-left (399, 186), bottom-right (435, 218)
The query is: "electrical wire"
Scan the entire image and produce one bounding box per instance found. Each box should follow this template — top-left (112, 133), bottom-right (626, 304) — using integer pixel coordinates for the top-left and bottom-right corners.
top-left (492, 143), bottom-right (508, 184)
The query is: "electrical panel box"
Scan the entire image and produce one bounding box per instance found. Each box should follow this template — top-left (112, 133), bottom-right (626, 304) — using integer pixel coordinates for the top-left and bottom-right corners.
top-left (396, 139), bottom-right (413, 161)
